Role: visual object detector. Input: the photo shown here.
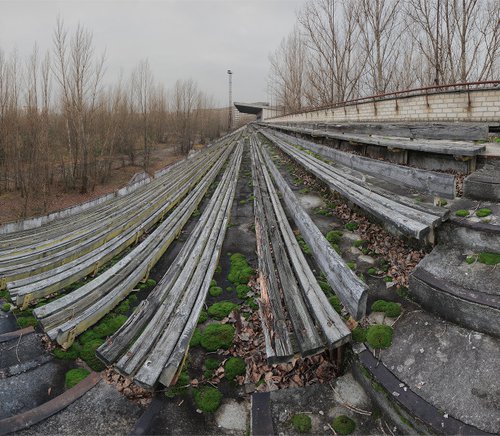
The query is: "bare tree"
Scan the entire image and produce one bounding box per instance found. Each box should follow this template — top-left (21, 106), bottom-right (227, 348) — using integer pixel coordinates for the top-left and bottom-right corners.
top-left (171, 79), bottom-right (201, 155)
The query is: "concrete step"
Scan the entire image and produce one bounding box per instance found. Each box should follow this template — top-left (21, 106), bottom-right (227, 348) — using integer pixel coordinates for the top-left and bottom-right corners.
top-left (354, 310), bottom-right (499, 435)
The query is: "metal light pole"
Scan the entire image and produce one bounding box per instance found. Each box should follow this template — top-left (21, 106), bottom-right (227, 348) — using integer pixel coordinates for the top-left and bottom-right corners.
top-left (227, 69), bottom-right (233, 130)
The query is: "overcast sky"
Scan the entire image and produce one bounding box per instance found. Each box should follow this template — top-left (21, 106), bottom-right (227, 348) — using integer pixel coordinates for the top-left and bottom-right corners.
top-left (0, 0), bottom-right (306, 106)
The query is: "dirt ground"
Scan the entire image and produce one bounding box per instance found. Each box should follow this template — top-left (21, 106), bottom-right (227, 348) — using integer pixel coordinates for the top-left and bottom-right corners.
top-left (0, 144), bottom-right (186, 225)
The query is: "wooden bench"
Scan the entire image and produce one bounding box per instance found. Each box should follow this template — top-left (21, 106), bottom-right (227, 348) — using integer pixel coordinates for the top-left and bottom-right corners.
top-left (259, 128), bottom-right (449, 242)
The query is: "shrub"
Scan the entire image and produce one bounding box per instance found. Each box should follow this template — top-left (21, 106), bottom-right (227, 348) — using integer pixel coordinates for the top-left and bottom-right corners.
top-left (65, 368), bottom-right (90, 389)
top-left (291, 414), bottom-right (312, 433)
top-left (224, 357), bottom-right (246, 380)
top-left (455, 209), bottom-right (469, 217)
top-left (366, 325), bottom-right (393, 349)
top-left (80, 339), bottom-right (105, 371)
top-left (208, 301), bottom-right (239, 320)
top-left (194, 386), bottom-right (222, 413)
top-left (476, 208), bottom-right (492, 218)
top-left (351, 327), bottom-right (367, 343)
top-left (190, 328), bottom-right (202, 347)
top-left (200, 324), bottom-right (235, 351)
top-left (332, 415), bottom-right (356, 435)
top-left (209, 286), bottom-right (223, 297)
top-left (478, 252), bottom-right (500, 265)
top-left (345, 222), bottom-right (359, 231)
top-left (228, 253), bottom-right (254, 285)
top-left (2, 303), bottom-right (11, 312)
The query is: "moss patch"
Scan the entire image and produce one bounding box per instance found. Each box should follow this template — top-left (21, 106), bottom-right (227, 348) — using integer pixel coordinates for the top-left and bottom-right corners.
top-left (351, 327), bottom-right (367, 343)
top-left (291, 414), bottom-right (312, 433)
top-left (236, 284), bottom-right (250, 299)
top-left (476, 208), bottom-right (492, 218)
top-left (205, 357), bottom-right (220, 371)
top-left (190, 328), bottom-right (202, 347)
top-left (224, 357), bottom-right (246, 380)
top-left (65, 368), bottom-right (90, 389)
top-left (296, 234), bottom-right (312, 255)
top-left (332, 415), bottom-right (356, 435)
top-left (455, 209), bottom-right (469, 217)
top-left (80, 339), bottom-right (105, 371)
top-left (53, 343), bottom-right (81, 360)
top-left (326, 230), bottom-right (343, 244)
top-left (208, 301), bottom-right (239, 320)
top-left (198, 310), bottom-right (208, 324)
top-left (228, 253), bottom-right (254, 285)
top-left (200, 324), bottom-right (235, 351)
top-left (345, 222), bottom-right (359, 231)
top-left (328, 295), bottom-right (342, 314)
top-left (371, 300), bottom-right (401, 318)
top-left (366, 325), bottom-right (393, 349)
top-left (478, 252), bottom-right (500, 265)
top-left (2, 303), bottom-right (11, 312)
top-left (209, 286), bottom-right (223, 297)
top-left (17, 316), bottom-right (38, 328)
top-left (194, 386), bottom-right (222, 413)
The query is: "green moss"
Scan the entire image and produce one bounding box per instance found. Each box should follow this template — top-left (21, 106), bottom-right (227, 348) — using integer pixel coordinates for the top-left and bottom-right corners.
top-left (228, 253), bottom-right (254, 285)
top-left (215, 265), bottom-right (222, 274)
top-left (80, 339), bottom-right (105, 371)
top-left (194, 386), bottom-right (222, 413)
top-left (190, 328), bottom-right (202, 347)
top-left (367, 267), bottom-right (377, 275)
top-left (65, 368), bottom-right (90, 389)
top-left (366, 325), bottom-right (393, 349)
top-left (226, 286), bottom-right (233, 292)
top-left (351, 327), bottom-right (367, 343)
top-left (476, 208), bottom-right (492, 218)
top-left (296, 234), bottom-right (312, 255)
top-left (383, 276), bottom-right (393, 282)
top-left (291, 414), bottom-right (312, 433)
top-left (165, 371), bottom-right (190, 398)
top-left (208, 301), bottom-right (239, 320)
top-left (200, 324), bottom-right (235, 351)
top-left (198, 310), bottom-right (208, 324)
top-left (371, 300), bottom-right (388, 312)
top-left (224, 357), bottom-right (246, 380)
top-left (210, 279), bottom-right (217, 287)
top-left (353, 239), bottom-right (364, 248)
top-left (17, 316), bottom-right (38, 328)
top-left (328, 295), bottom-right (343, 314)
top-left (2, 303), bottom-right (11, 312)
top-left (332, 415), bottom-right (356, 435)
top-left (246, 298), bottom-right (259, 310)
top-left (385, 302), bottom-right (401, 318)
top-left (326, 230), bottom-right (343, 244)
top-left (346, 262), bottom-right (356, 271)
top-left (53, 343), bottom-right (81, 360)
top-left (345, 222), bottom-right (359, 231)
top-left (0, 290), bottom-right (10, 300)
top-left (437, 199), bottom-right (448, 206)
top-left (455, 209), bottom-right (469, 217)
top-left (396, 286), bottom-right (409, 299)
top-left (93, 314), bottom-right (127, 338)
top-left (478, 251), bottom-right (500, 265)
top-left (205, 358), bottom-right (220, 371)
top-left (203, 369), bottom-right (214, 379)
top-left (236, 284), bottom-right (250, 299)
top-left (79, 330), bottom-right (100, 345)
top-left (209, 286), bottom-right (223, 297)
top-left (114, 299), bottom-right (130, 315)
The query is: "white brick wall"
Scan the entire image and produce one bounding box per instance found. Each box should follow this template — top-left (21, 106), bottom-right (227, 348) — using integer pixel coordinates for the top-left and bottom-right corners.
top-left (268, 88), bottom-right (500, 124)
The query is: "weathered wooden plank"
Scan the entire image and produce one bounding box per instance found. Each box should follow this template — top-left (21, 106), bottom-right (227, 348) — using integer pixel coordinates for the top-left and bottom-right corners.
top-left (266, 124), bottom-right (486, 156)
top-left (276, 122), bottom-right (491, 141)
top-left (261, 130), bottom-right (435, 239)
top-left (253, 139), bottom-right (351, 348)
top-left (253, 148), bottom-right (324, 356)
top-left (258, 140), bottom-right (367, 320)
top-left (271, 129), bottom-right (456, 198)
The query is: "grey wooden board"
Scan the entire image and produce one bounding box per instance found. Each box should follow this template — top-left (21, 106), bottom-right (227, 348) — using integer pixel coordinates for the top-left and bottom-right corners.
top-left (260, 129), bottom-right (441, 240)
top-left (275, 122), bottom-right (492, 141)
top-left (265, 124), bottom-right (485, 156)
top-left (253, 138), bottom-right (351, 349)
top-left (270, 129), bottom-right (456, 198)
top-left (257, 139), bottom-right (367, 320)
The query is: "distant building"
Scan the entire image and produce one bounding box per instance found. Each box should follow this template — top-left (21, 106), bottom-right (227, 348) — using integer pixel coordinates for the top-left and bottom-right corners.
top-left (234, 102), bottom-right (284, 121)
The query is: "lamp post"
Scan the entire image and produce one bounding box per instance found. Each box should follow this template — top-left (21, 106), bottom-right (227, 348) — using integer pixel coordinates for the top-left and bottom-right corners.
top-left (227, 69), bottom-right (233, 130)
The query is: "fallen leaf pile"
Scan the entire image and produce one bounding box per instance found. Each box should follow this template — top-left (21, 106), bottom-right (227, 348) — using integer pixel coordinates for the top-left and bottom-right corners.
top-left (103, 368), bottom-right (153, 406)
